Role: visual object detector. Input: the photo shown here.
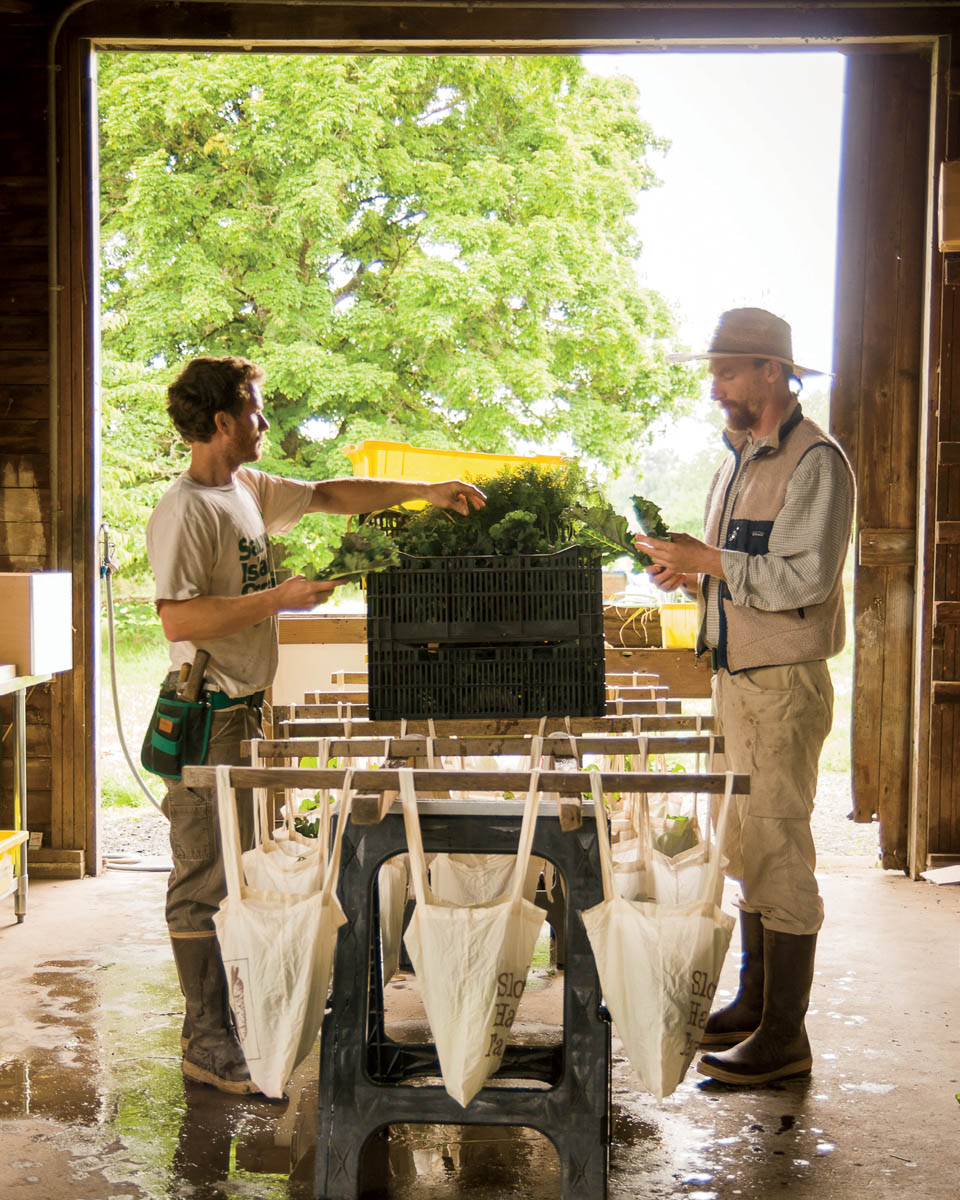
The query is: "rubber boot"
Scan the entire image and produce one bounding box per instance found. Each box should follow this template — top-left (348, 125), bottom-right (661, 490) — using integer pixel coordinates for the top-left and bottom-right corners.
top-left (171, 938), bottom-right (192, 1051)
top-left (170, 935), bottom-right (261, 1095)
top-left (697, 929), bottom-right (816, 1086)
top-left (700, 909), bottom-right (764, 1048)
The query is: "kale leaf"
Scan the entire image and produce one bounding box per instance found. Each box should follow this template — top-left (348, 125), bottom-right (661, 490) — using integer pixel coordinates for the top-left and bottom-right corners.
top-left (302, 525), bottom-right (401, 581)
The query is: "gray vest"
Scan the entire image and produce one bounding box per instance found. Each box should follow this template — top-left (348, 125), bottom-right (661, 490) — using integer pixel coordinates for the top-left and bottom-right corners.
top-left (701, 405), bottom-right (854, 673)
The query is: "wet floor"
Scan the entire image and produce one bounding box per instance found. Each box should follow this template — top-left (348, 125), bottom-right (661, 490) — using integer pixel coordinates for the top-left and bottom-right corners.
top-left (0, 867), bottom-right (958, 1199)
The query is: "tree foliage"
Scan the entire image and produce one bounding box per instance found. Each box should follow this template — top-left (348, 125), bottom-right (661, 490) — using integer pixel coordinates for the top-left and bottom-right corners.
top-left (98, 51), bottom-right (698, 582)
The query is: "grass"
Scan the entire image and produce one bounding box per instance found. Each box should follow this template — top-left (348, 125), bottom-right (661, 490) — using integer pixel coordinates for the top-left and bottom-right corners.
top-left (100, 598), bottom-right (170, 808)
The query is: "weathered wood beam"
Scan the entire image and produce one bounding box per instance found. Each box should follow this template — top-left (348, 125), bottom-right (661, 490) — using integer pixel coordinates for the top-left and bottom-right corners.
top-left (243, 734), bottom-right (723, 759)
top-left (276, 714), bottom-right (716, 738)
top-left (858, 527), bottom-right (916, 565)
top-left (184, 764), bottom-right (747, 800)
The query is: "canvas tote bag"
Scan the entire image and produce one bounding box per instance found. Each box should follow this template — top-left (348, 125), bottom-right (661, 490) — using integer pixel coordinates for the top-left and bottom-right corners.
top-left (581, 770), bottom-right (736, 1101)
top-left (399, 767), bottom-right (545, 1108)
top-left (213, 763), bottom-right (351, 1099)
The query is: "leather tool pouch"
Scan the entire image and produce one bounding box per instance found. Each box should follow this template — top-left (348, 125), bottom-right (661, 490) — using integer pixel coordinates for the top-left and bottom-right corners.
top-left (140, 691), bottom-right (214, 781)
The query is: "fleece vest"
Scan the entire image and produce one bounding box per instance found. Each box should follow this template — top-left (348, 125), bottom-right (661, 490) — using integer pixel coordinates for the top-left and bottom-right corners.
top-left (700, 404), bottom-right (854, 673)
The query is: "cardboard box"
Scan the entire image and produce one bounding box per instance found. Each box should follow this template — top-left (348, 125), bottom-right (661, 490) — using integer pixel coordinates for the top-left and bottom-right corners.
top-left (0, 572), bottom-right (73, 675)
top-left (939, 161), bottom-right (960, 252)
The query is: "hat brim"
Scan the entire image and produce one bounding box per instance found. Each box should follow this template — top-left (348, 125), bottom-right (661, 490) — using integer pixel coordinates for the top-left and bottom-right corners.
top-left (665, 350), bottom-right (829, 378)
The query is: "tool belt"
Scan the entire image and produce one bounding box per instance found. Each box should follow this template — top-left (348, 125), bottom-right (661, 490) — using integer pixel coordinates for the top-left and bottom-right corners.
top-left (140, 690), bottom-right (214, 781)
top-left (204, 689), bottom-right (265, 711)
top-left (141, 661), bottom-right (266, 781)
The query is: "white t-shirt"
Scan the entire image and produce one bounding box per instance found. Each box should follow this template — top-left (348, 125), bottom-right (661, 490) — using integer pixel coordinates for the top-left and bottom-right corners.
top-left (146, 466), bottom-right (314, 696)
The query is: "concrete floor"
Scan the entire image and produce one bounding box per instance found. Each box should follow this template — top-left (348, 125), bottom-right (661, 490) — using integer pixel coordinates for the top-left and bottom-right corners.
top-left (0, 864), bottom-right (957, 1200)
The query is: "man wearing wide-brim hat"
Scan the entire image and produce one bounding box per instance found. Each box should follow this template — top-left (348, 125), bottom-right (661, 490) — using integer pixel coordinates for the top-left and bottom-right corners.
top-left (636, 307), bottom-right (855, 1087)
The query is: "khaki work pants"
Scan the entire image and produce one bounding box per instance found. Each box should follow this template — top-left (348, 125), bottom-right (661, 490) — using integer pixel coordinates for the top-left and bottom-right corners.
top-left (713, 661), bottom-right (833, 936)
top-left (161, 705), bottom-right (263, 935)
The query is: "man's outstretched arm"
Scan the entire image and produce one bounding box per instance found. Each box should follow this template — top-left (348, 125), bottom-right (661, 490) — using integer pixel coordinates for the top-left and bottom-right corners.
top-left (307, 476), bottom-right (486, 516)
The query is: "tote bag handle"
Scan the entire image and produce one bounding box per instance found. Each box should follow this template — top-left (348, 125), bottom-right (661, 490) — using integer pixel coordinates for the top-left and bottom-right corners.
top-left (698, 769), bottom-right (735, 908)
top-left (320, 770), bottom-right (354, 905)
top-left (508, 769), bottom-right (541, 906)
top-left (399, 768), bottom-right (431, 909)
top-left (588, 772), bottom-right (619, 903)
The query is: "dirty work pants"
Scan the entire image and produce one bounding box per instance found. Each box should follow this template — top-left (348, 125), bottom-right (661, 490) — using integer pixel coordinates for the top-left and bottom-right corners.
top-left (712, 661), bottom-right (833, 936)
top-left (161, 705), bottom-right (263, 935)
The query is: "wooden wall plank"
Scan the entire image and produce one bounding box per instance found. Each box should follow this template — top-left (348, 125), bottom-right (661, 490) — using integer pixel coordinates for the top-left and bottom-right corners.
top-left (0, 388), bottom-right (50, 420)
top-left (859, 528), bottom-right (916, 565)
top-left (0, 283), bottom-right (50, 316)
top-left (0, 453), bottom-right (48, 487)
top-left (0, 520), bottom-right (49, 556)
top-left (835, 51), bottom-right (929, 869)
top-left (926, 36), bottom-right (960, 860)
top-left (0, 315), bottom-right (48, 349)
top-left (0, 487), bottom-right (50, 522)
top-left (0, 419), bottom-right (48, 452)
top-left (0, 352), bottom-right (50, 386)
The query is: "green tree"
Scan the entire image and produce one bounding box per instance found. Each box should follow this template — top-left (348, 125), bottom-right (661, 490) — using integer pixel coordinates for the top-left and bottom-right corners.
top-left (98, 52), bottom-right (698, 582)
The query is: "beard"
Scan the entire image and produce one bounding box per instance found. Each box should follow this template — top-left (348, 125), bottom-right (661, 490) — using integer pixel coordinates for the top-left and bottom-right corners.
top-left (720, 394), bottom-right (767, 432)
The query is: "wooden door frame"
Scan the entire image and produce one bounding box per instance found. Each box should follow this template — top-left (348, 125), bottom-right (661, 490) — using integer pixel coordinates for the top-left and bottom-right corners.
top-left (50, 3), bottom-right (943, 876)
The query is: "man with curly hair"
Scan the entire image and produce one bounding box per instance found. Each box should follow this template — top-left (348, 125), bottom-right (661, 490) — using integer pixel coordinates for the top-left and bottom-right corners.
top-left (147, 355), bottom-right (484, 1094)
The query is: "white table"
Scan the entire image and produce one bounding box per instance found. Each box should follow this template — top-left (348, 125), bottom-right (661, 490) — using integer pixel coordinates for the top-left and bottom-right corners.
top-left (0, 671), bottom-right (51, 923)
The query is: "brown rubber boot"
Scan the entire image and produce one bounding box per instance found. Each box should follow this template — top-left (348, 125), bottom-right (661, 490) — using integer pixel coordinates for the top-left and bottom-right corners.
top-left (170, 935), bottom-right (261, 1095)
top-left (697, 929), bottom-right (817, 1086)
top-left (700, 909), bottom-right (764, 1048)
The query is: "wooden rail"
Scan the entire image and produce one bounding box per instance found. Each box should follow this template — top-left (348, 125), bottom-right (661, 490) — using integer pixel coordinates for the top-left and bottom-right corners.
top-left (243, 734), bottom-right (723, 759)
top-left (276, 714), bottom-right (717, 738)
top-left (185, 765), bottom-right (746, 830)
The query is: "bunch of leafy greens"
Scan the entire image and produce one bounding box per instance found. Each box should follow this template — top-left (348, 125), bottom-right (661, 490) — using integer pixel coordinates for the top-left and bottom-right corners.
top-left (346, 463), bottom-right (669, 568)
top-left (385, 463), bottom-right (587, 557)
top-left (301, 525), bottom-right (401, 580)
top-left (562, 495), bottom-right (670, 568)
top-left (654, 815), bottom-right (699, 857)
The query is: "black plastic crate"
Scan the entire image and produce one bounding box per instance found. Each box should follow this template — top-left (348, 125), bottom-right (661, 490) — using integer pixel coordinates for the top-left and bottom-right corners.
top-left (366, 546), bottom-right (602, 644)
top-left (367, 637), bottom-right (605, 721)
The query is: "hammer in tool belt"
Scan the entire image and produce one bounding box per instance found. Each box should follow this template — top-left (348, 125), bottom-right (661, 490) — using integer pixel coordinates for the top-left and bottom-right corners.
top-left (178, 650), bottom-right (211, 702)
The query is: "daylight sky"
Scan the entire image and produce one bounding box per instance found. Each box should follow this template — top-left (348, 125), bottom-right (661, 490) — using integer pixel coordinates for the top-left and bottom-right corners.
top-left (584, 51), bottom-right (846, 376)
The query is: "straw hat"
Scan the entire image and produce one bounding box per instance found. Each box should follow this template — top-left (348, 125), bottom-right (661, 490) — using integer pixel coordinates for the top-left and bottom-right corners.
top-left (667, 307), bottom-right (826, 378)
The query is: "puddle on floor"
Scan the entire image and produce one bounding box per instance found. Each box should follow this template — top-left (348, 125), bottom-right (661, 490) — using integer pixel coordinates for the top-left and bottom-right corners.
top-left (0, 954), bottom-right (862, 1200)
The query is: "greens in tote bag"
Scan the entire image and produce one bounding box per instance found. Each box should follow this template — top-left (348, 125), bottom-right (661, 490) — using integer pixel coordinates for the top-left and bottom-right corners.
top-left (581, 771), bottom-right (736, 1101)
top-left (399, 767), bottom-right (545, 1108)
top-left (213, 764), bottom-right (351, 1099)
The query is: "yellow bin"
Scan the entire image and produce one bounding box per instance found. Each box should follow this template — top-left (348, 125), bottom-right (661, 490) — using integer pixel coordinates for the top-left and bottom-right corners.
top-left (342, 440), bottom-right (566, 509)
top-left (660, 603), bottom-right (699, 649)
top-left (0, 829), bottom-right (28, 898)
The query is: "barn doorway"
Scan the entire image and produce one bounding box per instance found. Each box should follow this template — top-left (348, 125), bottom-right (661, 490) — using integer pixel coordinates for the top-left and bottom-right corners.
top-left (91, 47), bottom-right (871, 865)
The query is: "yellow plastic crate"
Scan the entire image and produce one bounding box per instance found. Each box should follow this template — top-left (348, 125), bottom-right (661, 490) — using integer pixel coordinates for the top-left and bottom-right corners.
top-left (660, 603), bottom-right (699, 649)
top-left (342, 440), bottom-right (566, 509)
top-left (0, 829), bottom-right (28, 897)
